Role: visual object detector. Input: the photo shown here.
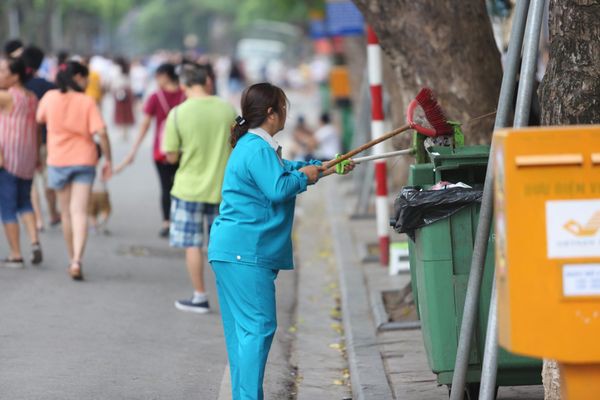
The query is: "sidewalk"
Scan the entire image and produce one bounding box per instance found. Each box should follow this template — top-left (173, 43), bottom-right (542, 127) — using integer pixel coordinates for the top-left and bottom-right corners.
top-left (319, 177), bottom-right (545, 400)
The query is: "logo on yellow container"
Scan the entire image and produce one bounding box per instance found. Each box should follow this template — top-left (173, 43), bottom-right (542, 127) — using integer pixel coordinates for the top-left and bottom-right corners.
top-left (563, 211), bottom-right (600, 237)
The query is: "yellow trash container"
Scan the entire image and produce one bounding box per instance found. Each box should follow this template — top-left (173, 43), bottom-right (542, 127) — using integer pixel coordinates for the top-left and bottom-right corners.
top-left (493, 126), bottom-right (600, 399)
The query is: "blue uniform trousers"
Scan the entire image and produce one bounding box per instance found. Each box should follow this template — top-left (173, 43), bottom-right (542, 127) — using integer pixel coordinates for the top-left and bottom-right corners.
top-left (211, 261), bottom-right (278, 400)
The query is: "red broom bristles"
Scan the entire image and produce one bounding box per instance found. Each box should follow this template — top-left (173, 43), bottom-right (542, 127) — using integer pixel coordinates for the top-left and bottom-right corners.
top-left (415, 88), bottom-right (453, 136)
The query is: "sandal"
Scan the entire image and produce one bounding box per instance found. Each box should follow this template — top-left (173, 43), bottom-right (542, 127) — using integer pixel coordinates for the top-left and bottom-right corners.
top-left (69, 261), bottom-right (84, 281)
top-left (2, 257), bottom-right (24, 268)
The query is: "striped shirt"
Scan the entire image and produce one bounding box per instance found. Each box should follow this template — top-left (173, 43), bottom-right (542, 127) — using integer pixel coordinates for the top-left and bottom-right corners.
top-left (0, 87), bottom-right (38, 179)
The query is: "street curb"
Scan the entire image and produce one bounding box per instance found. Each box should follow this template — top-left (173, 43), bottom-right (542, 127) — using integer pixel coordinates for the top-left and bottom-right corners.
top-left (325, 180), bottom-right (394, 400)
top-left (217, 364), bottom-right (231, 400)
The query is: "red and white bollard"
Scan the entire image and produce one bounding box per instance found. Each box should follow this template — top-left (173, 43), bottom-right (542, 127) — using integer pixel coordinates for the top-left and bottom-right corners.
top-left (366, 26), bottom-right (390, 266)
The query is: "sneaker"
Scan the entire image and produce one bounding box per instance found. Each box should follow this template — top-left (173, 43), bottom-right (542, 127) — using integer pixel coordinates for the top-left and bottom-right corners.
top-left (2, 258), bottom-right (24, 268)
top-left (174, 299), bottom-right (210, 314)
top-left (31, 243), bottom-right (43, 265)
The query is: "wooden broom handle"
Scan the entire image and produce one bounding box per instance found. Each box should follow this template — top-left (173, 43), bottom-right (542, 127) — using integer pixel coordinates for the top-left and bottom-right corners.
top-left (322, 123), bottom-right (411, 170)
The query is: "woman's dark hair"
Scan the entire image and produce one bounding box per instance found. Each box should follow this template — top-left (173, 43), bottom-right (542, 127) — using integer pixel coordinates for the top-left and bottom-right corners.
top-left (22, 45), bottom-right (45, 71)
top-left (56, 61), bottom-right (89, 93)
top-left (115, 56), bottom-right (130, 75)
top-left (230, 82), bottom-right (288, 148)
top-left (57, 50), bottom-right (69, 65)
top-left (179, 63), bottom-right (209, 87)
top-left (4, 56), bottom-right (32, 84)
top-left (4, 39), bottom-right (23, 57)
top-left (155, 63), bottom-right (178, 83)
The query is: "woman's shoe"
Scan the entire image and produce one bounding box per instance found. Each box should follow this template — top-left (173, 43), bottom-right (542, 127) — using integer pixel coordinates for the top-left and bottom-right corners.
top-left (2, 258), bottom-right (24, 268)
top-left (159, 227), bottom-right (169, 238)
top-left (69, 261), bottom-right (83, 281)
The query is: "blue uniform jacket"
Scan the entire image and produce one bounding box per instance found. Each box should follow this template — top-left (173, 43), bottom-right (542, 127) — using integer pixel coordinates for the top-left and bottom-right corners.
top-left (208, 132), bottom-right (320, 270)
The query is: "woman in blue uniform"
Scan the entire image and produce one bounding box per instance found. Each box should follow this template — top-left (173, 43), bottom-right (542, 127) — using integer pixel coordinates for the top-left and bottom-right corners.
top-left (208, 82), bottom-right (353, 399)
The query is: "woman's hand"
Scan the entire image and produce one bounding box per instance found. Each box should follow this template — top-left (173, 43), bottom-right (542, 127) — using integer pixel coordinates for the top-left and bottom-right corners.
top-left (114, 151), bottom-right (135, 174)
top-left (299, 165), bottom-right (320, 184)
top-left (341, 160), bottom-right (356, 174)
top-left (318, 159), bottom-right (356, 178)
top-left (102, 160), bottom-right (113, 182)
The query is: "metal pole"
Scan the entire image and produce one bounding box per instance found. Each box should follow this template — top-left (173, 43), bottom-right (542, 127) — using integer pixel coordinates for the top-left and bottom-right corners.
top-left (479, 278), bottom-right (500, 400)
top-left (354, 149), bottom-right (413, 164)
top-left (514, 0), bottom-right (546, 128)
top-left (366, 26), bottom-right (390, 267)
top-left (450, 0), bottom-right (532, 398)
top-left (478, 1), bottom-right (546, 399)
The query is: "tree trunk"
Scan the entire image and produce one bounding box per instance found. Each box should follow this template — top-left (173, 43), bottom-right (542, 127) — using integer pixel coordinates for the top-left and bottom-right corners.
top-left (538, 1), bottom-right (600, 398)
top-left (539, 0), bottom-right (600, 125)
top-left (352, 0), bottom-right (502, 145)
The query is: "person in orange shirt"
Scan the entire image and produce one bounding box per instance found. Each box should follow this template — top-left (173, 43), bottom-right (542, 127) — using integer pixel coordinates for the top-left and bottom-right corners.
top-left (85, 67), bottom-right (103, 105)
top-left (36, 61), bottom-right (113, 280)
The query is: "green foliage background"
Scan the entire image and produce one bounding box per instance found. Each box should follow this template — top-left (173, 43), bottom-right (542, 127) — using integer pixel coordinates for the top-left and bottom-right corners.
top-left (1, 0), bottom-right (323, 54)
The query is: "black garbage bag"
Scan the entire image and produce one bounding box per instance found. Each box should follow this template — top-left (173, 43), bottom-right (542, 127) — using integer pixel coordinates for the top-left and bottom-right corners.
top-left (391, 186), bottom-right (483, 240)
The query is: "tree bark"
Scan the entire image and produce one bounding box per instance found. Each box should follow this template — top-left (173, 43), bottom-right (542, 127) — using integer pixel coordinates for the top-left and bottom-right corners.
top-left (538, 1), bottom-right (600, 398)
top-left (539, 0), bottom-right (600, 125)
top-left (352, 0), bottom-right (502, 144)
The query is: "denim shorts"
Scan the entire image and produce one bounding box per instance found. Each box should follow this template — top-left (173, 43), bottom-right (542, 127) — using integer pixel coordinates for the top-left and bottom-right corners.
top-left (0, 169), bottom-right (34, 223)
top-left (47, 165), bottom-right (96, 190)
top-left (169, 196), bottom-right (219, 248)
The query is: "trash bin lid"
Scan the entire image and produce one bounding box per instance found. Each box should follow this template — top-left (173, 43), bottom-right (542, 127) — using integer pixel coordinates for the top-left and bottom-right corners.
top-left (428, 145), bottom-right (490, 170)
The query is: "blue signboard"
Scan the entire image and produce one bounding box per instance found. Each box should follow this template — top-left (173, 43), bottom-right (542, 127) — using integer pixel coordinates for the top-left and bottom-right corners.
top-left (326, 0), bottom-right (365, 37)
top-left (309, 18), bottom-right (328, 40)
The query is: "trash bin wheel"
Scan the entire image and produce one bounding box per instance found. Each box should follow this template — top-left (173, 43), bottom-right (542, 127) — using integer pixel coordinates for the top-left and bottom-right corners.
top-left (447, 383), bottom-right (497, 400)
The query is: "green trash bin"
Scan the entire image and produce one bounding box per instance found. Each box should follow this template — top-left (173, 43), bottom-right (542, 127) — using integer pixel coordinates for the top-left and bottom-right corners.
top-left (405, 146), bottom-right (542, 394)
top-left (407, 162), bottom-right (435, 316)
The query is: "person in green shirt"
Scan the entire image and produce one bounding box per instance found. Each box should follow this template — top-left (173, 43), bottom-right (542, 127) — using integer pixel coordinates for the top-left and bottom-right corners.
top-left (163, 62), bottom-right (235, 313)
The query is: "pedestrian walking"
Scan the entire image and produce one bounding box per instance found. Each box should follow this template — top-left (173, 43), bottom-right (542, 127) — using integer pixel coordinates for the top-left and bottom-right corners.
top-left (162, 63), bottom-right (235, 313)
top-left (116, 63), bottom-right (185, 237)
top-left (22, 45), bottom-right (61, 231)
top-left (0, 56), bottom-right (43, 268)
top-left (84, 56), bottom-right (104, 107)
top-left (207, 83), bottom-right (354, 400)
top-left (36, 61), bottom-right (112, 280)
top-left (313, 112), bottom-right (341, 162)
top-left (291, 115), bottom-right (316, 161)
top-left (111, 57), bottom-right (135, 142)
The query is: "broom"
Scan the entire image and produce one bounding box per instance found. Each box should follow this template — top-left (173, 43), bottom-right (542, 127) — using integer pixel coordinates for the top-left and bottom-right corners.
top-left (321, 88), bottom-right (452, 174)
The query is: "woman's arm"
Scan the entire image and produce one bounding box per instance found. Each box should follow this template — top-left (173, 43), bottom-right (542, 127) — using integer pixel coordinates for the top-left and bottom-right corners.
top-left (97, 127), bottom-right (113, 181)
top-left (115, 114), bottom-right (152, 172)
top-left (250, 148), bottom-right (316, 203)
top-left (282, 159), bottom-right (321, 170)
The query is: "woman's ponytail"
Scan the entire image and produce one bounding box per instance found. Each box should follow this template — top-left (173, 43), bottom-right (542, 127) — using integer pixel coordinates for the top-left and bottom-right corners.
top-left (230, 116), bottom-right (250, 148)
top-left (229, 82), bottom-right (288, 148)
top-left (56, 61), bottom-right (89, 93)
